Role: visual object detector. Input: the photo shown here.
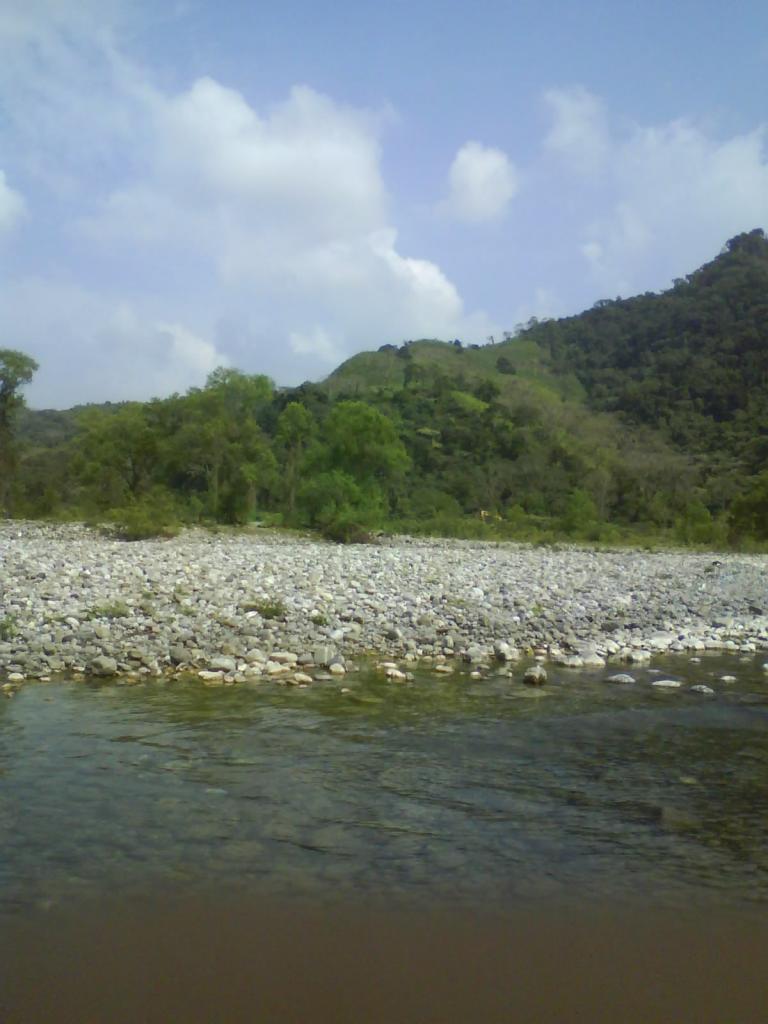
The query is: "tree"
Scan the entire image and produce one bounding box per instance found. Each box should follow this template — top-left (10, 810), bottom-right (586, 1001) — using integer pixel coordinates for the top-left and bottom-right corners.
top-left (322, 401), bottom-right (409, 485)
top-left (167, 370), bottom-right (276, 521)
top-left (295, 402), bottom-right (409, 540)
top-left (730, 472), bottom-right (768, 541)
top-left (0, 349), bottom-right (39, 513)
top-left (276, 402), bottom-right (315, 520)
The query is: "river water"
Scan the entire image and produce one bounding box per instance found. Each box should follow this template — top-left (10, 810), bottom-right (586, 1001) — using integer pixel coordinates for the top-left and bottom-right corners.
top-left (2, 653), bottom-right (767, 1021)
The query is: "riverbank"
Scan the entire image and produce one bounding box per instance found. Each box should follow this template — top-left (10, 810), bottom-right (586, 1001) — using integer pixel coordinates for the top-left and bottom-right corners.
top-left (1, 521), bottom-right (766, 687)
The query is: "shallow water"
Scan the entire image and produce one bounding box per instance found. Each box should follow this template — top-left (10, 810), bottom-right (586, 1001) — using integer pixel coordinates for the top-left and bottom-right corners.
top-left (1, 653), bottom-right (767, 1020)
top-left (1, 651), bottom-right (767, 913)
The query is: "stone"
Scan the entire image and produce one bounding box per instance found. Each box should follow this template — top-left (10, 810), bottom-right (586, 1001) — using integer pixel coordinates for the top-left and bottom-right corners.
top-left (329, 662), bottom-right (346, 676)
top-left (523, 664), bottom-right (547, 686)
top-left (605, 673), bottom-right (635, 684)
top-left (689, 684), bottom-right (715, 695)
top-left (493, 640), bottom-right (519, 662)
top-left (169, 645), bottom-right (188, 665)
top-left (209, 655), bottom-right (237, 673)
top-left (386, 668), bottom-right (407, 681)
top-left (313, 645), bottom-right (336, 667)
top-left (651, 679), bottom-right (682, 689)
top-left (89, 655), bottom-right (118, 676)
top-left (624, 649), bottom-right (652, 663)
top-left (579, 650), bottom-right (606, 668)
top-left (463, 645), bottom-right (487, 664)
top-left (553, 654), bottom-right (584, 669)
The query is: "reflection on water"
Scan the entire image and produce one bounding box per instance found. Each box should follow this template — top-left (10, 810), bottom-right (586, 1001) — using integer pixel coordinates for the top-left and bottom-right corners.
top-left (1, 652), bottom-right (766, 917)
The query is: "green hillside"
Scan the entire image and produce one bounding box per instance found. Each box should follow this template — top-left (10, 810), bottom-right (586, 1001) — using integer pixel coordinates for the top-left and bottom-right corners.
top-left (518, 229), bottom-right (768, 468)
top-left (325, 336), bottom-right (586, 405)
top-left (5, 231), bottom-right (767, 546)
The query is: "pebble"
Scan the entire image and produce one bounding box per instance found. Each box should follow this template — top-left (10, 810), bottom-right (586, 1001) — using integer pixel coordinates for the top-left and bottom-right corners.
top-left (0, 522), bottom-right (766, 688)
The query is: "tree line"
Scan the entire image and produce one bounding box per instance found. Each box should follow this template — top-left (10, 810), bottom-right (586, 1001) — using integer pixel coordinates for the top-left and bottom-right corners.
top-left (2, 230), bottom-right (765, 547)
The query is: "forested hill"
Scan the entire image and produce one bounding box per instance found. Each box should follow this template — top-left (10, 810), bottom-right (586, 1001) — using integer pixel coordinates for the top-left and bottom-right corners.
top-left (513, 228), bottom-right (768, 470)
top-left (8, 230), bottom-right (768, 546)
top-left (327, 229), bottom-right (768, 471)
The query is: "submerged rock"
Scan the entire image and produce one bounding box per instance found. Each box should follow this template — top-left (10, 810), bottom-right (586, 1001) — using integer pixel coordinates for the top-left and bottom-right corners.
top-left (523, 665), bottom-right (547, 686)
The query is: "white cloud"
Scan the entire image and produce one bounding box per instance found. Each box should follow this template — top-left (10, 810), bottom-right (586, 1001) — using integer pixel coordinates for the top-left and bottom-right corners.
top-left (289, 327), bottom-right (342, 365)
top-left (443, 141), bottom-right (519, 223)
top-left (0, 4), bottom-right (496, 403)
top-left (543, 86), bottom-right (609, 173)
top-left (0, 279), bottom-right (227, 407)
top-left (79, 76), bottom-right (492, 376)
top-left (544, 86), bottom-right (768, 295)
top-left (0, 171), bottom-right (25, 233)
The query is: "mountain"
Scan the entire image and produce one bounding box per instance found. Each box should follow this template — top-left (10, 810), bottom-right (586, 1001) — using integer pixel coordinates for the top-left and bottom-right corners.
top-left (514, 228), bottom-right (768, 473)
top-left (12, 231), bottom-right (768, 544)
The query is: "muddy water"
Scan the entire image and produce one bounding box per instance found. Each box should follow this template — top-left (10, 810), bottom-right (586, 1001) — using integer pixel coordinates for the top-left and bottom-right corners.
top-left (1, 653), bottom-right (767, 1021)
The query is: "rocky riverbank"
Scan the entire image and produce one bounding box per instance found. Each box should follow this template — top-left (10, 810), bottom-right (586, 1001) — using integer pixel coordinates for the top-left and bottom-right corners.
top-left (1, 521), bottom-right (766, 688)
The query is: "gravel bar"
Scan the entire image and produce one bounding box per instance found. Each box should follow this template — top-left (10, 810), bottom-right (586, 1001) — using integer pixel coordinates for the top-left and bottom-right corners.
top-left (1, 521), bottom-right (766, 687)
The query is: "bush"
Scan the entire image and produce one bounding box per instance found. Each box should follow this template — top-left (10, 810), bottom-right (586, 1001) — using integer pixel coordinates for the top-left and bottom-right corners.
top-left (0, 615), bottom-right (18, 641)
top-left (108, 489), bottom-right (180, 541)
top-left (297, 470), bottom-right (384, 543)
top-left (89, 601), bottom-right (130, 619)
top-left (246, 598), bottom-right (287, 620)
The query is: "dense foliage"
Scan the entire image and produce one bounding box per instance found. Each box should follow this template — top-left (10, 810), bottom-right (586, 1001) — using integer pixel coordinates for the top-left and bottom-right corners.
top-left (6, 231), bottom-right (767, 547)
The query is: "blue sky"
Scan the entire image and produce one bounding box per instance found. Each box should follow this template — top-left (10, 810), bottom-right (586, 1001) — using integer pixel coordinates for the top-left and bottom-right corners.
top-left (0, 0), bottom-right (766, 407)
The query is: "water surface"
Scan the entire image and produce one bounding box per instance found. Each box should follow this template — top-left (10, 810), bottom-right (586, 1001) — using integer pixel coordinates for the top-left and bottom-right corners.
top-left (2, 653), bottom-right (767, 1021)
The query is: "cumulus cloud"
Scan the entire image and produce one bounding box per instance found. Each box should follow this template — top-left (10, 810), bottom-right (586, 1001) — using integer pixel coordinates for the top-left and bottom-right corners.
top-left (543, 86), bottom-right (609, 173)
top-left (443, 141), bottom-right (519, 223)
top-left (544, 86), bottom-right (768, 295)
top-left (0, 279), bottom-right (228, 407)
top-left (0, 171), bottom-right (25, 233)
top-left (289, 327), bottom-right (342, 365)
top-left (0, 3), bottom-right (494, 404)
top-left (79, 76), bottom-right (491, 379)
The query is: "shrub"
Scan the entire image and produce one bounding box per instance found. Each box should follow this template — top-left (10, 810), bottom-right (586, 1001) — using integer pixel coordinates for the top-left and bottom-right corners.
top-left (108, 489), bottom-right (180, 541)
top-left (242, 598), bottom-right (287, 620)
top-left (0, 615), bottom-right (18, 641)
top-left (89, 601), bottom-right (130, 619)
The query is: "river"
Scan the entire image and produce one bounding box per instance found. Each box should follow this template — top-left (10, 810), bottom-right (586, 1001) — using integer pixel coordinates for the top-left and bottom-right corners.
top-left (1, 653), bottom-right (767, 1021)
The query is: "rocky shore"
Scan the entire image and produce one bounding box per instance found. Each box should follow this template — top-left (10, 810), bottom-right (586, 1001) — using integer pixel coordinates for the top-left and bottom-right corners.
top-left (1, 521), bottom-right (766, 688)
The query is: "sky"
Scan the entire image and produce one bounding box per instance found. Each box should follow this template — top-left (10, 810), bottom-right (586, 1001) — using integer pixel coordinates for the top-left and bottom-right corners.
top-left (0, 0), bottom-right (766, 409)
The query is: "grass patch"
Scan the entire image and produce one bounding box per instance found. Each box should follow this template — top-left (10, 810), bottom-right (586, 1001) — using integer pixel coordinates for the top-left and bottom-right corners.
top-left (89, 601), bottom-right (130, 619)
top-left (241, 598), bottom-right (287, 620)
top-left (0, 616), bottom-right (19, 641)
